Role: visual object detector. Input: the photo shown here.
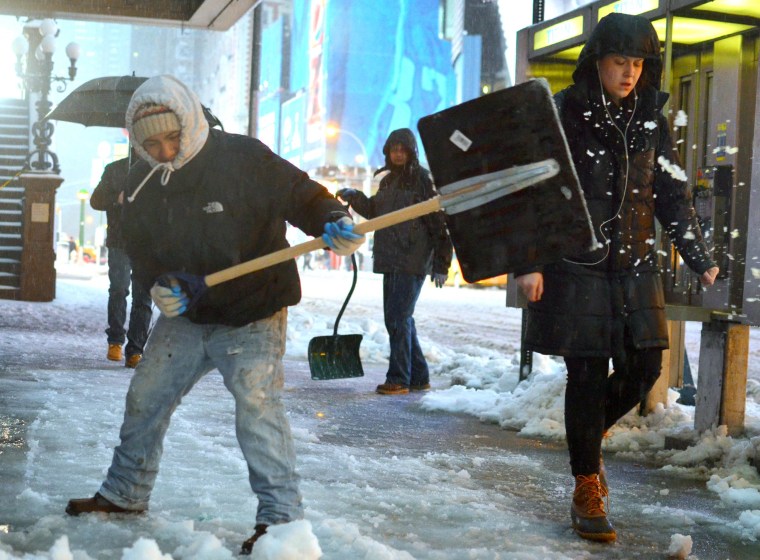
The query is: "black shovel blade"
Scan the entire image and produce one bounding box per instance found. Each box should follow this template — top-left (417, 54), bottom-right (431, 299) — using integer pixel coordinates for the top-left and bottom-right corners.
top-left (308, 334), bottom-right (364, 380)
top-left (418, 79), bottom-right (594, 282)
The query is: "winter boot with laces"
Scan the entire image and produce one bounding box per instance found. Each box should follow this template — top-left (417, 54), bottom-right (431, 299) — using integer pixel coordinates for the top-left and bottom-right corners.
top-left (571, 474), bottom-right (616, 542)
top-left (375, 383), bottom-right (409, 395)
top-left (240, 524), bottom-right (268, 555)
top-left (125, 354), bottom-right (142, 368)
top-left (107, 344), bottom-right (123, 362)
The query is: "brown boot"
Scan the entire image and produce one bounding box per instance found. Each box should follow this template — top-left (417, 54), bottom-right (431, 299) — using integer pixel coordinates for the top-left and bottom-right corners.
top-left (65, 493), bottom-right (145, 516)
top-left (376, 383), bottom-right (409, 395)
top-left (125, 354), bottom-right (142, 368)
top-left (240, 524), bottom-right (268, 555)
top-left (409, 383), bottom-right (431, 392)
top-left (107, 344), bottom-right (123, 362)
top-left (571, 474), bottom-right (616, 542)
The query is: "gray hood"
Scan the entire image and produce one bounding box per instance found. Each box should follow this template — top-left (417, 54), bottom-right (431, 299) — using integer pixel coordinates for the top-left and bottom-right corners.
top-left (126, 75), bottom-right (209, 170)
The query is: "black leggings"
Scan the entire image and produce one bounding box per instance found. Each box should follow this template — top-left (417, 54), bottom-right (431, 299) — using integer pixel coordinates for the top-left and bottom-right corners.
top-left (564, 347), bottom-right (663, 476)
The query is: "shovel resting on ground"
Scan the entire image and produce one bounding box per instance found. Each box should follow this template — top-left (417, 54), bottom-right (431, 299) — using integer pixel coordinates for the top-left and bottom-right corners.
top-left (161, 157), bottom-right (562, 308)
top-left (307, 254), bottom-right (364, 380)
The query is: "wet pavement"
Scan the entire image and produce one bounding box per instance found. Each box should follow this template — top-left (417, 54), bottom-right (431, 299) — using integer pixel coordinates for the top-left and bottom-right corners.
top-left (1, 272), bottom-right (759, 558)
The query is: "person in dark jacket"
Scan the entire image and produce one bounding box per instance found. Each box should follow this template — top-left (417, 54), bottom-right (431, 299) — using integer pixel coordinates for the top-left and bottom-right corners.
top-left (90, 153), bottom-right (152, 368)
top-left (514, 13), bottom-right (718, 543)
top-left (65, 75), bottom-right (365, 556)
top-left (337, 128), bottom-right (452, 395)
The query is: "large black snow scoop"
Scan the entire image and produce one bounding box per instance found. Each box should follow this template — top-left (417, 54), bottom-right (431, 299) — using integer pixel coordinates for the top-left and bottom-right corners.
top-left (417, 78), bottom-right (595, 283)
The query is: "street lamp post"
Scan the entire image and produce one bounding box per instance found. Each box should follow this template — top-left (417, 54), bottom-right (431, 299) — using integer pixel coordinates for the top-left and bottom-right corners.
top-left (77, 188), bottom-right (89, 258)
top-left (12, 18), bottom-right (80, 174)
top-left (325, 123), bottom-right (372, 196)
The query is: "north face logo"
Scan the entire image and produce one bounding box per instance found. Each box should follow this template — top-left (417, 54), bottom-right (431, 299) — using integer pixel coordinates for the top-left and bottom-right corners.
top-left (202, 201), bottom-right (224, 214)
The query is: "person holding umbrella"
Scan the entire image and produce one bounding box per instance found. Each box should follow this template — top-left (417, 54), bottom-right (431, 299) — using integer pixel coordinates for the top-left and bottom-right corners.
top-left (514, 13), bottom-right (718, 543)
top-left (65, 74), bottom-right (365, 555)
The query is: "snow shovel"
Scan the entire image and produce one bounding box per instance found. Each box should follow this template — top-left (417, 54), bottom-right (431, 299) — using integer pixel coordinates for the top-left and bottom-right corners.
top-left (160, 156), bottom-right (563, 310)
top-left (308, 254), bottom-right (363, 380)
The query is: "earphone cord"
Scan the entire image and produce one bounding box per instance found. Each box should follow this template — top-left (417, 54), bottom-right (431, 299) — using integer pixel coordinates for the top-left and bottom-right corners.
top-left (564, 71), bottom-right (638, 267)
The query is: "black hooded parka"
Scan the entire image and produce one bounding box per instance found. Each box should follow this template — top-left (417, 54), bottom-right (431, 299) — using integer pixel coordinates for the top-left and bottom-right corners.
top-left (341, 128), bottom-right (452, 276)
top-left (521, 13), bottom-right (716, 359)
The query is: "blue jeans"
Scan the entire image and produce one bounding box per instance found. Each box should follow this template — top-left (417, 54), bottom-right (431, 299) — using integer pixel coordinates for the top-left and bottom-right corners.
top-left (383, 273), bottom-right (429, 387)
top-left (99, 309), bottom-right (303, 525)
top-left (106, 247), bottom-right (152, 357)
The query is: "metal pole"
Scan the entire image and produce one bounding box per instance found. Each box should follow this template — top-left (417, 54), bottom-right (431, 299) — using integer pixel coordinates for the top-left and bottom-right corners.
top-left (78, 198), bottom-right (85, 249)
top-left (247, 4), bottom-right (263, 138)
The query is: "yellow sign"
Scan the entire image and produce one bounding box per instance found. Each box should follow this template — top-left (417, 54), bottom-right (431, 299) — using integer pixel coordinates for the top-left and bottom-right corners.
top-left (651, 16), bottom-right (753, 45)
top-left (598, 0), bottom-right (659, 20)
top-left (533, 15), bottom-right (584, 51)
top-left (695, 0), bottom-right (760, 20)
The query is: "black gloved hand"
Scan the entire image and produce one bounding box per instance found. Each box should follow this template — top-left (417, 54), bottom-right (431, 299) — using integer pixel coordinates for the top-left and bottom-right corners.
top-left (335, 188), bottom-right (358, 201)
top-left (432, 273), bottom-right (448, 288)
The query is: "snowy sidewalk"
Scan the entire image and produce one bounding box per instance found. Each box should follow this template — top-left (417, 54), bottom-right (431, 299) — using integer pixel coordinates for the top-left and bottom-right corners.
top-left (1, 273), bottom-right (759, 559)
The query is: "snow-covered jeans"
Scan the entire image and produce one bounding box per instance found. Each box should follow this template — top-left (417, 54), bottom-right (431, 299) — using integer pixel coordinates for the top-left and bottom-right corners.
top-left (383, 272), bottom-right (429, 387)
top-left (99, 308), bottom-right (304, 525)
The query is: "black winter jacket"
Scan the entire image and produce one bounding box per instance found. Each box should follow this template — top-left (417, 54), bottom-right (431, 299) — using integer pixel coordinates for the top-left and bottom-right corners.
top-left (90, 157), bottom-right (131, 250)
top-left (123, 129), bottom-right (349, 327)
top-left (341, 128), bottom-right (452, 276)
top-left (521, 15), bottom-right (715, 359)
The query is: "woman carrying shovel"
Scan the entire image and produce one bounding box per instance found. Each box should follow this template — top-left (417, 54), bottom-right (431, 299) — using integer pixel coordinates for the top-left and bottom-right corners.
top-left (514, 13), bottom-right (718, 543)
top-left (337, 128), bottom-right (452, 395)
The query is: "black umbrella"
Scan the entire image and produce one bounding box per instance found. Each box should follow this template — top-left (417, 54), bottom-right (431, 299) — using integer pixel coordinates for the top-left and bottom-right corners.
top-left (45, 74), bottom-right (224, 130)
top-left (46, 75), bottom-right (147, 128)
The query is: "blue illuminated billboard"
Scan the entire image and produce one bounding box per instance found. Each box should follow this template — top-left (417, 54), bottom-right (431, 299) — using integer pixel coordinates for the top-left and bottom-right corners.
top-left (286, 0), bottom-right (455, 169)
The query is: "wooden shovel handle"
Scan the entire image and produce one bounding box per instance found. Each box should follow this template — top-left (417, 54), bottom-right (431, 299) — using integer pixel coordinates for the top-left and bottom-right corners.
top-left (204, 196), bottom-right (442, 287)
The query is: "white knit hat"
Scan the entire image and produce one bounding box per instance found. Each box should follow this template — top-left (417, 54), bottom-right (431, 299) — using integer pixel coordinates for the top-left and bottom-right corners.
top-left (131, 103), bottom-right (181, 146)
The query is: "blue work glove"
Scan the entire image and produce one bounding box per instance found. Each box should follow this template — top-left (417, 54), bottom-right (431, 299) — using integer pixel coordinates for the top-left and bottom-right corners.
top-left (335, 188), bottom-right (358, 201)
top-left (432, 273), bottom-right (448, 288)
top-left (150, 277), bottom-right (189, 317)
top-left (322, 216), bottom-right (366, 256)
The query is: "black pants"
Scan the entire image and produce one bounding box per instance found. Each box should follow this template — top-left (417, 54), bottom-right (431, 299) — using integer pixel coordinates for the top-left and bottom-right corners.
top-left (564, 346), bottom-right (662, 476)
